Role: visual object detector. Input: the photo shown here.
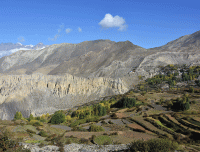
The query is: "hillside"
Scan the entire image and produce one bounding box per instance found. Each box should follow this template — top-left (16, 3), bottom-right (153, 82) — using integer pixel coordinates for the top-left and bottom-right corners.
top-left (0, 30), bottom-right (200, 122)
top-left (1, 64), bottom-right (200, 151)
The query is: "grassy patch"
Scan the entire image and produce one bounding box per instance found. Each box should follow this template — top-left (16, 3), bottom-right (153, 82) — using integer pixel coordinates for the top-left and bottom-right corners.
top-left (25, 140), bottom-right (42, 144)
top-left (94, 135), bottom-right (112, 145)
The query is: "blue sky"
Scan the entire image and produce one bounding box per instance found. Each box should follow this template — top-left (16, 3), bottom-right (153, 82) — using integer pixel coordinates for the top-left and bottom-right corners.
top-left (0, 0), bottom-right (200, 48)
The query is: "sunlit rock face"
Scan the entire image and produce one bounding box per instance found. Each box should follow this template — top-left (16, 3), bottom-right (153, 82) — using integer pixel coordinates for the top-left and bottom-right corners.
top-left (0, 73), bottom-right (128, 120)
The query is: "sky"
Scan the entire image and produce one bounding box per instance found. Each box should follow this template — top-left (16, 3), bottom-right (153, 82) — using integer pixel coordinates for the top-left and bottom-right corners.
top-left (0, 0), bottom-right (200, 49)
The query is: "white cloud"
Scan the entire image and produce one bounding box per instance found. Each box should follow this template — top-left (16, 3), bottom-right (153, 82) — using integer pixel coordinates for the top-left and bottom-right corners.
top-left (66, 28), bottom-right (72, 34)
top-left (48, 23), bottom-right (64, 41)
top-left (58, 23), bottom-right (64, 33)
top-left (48, 34), bottom-right (60, 41)
top-left (18, 36), bottom-right (25, 42)
top-left (99, 13), bottom-right (127, 31)
top-left (78, 27), bottom-right (82, 32)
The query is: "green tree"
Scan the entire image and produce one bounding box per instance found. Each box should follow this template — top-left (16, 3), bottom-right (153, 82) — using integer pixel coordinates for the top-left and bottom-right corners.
top-left (95, 104), bottom-right (106, 116)
top-left (49, 111), bottom-right (66, 124)
top-left (28, 114), bottom-right (34, 122)
top-left (14, 111), bottom-right (23, 120)
top-left (112, 97), bottom-right (136, 108)
top-left (88, 124), bottom-right (105, 132)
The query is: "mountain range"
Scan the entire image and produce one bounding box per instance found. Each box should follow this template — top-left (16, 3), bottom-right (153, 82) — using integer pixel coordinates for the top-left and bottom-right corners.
top-left (0, 42), bottom-right (46, 58)
top-left (0, 30), bottom-right (200, 120)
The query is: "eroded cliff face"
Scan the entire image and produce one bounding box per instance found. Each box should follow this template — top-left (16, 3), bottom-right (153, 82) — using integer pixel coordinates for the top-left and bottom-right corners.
top-left (0, 73), bottom-right (129, 120)
top-left (135, 51), bottom-right (200, 79)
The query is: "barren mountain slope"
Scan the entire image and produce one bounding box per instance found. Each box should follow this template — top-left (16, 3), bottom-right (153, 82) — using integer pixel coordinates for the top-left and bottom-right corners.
top-left (0, 40), bottom-right (149, 78)
top-left (1, 31), bottom-right (200, 120)
top-left (150, 30), bottom-right (200, 52)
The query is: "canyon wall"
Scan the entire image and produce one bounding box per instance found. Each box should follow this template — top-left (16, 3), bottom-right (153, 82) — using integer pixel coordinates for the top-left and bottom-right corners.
top-left (0, 73), bottom-right (129, 120)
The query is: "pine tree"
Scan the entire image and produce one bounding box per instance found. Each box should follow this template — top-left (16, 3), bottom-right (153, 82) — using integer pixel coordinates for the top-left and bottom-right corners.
top-left (14, 111), bottom-right (23, 120)
top-left (28, 114), bottom-right (34, 121)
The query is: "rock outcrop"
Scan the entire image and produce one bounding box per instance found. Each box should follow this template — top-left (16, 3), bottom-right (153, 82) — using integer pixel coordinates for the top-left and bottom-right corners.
top-left (0, 73), bottom-right (128, 120)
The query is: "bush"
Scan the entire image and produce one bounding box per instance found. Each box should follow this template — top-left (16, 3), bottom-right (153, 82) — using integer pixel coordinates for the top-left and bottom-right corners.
top-left (171, 96), bottom-right (190, 111)
top-left (65, 139), bottom-right (71, 144)
top-left (189, 86), bottom-right (194, 93)
top-left (72, 126), bottom-right (87, 132)
top-left (14, 111), bottom-right (23, 120)
top-left (49, 111), bottom-right (66, 124)
top-left (129, 138), bottom-right (179, 152)
top-left (109, 132), bottom-right (118, 135)
top-left (91, 135), bottom-right (96, 143)
top-left (86, 117), bottom-right (100, 123)
top-left (112, 97), bottom-right (136, 108)
top-left (33, 121), bottom-right (43, 126)
top-left (79, 138), bottom-right (89, 144)
top-left (28, 114), bottom-right (34, 122)
top-left (108, 120), bottom-right (114, 124)
top-left (88, 125), bottom-right (105, 132)
top-left (38, 130), bottom-right (48, 137)
top-left (94, 135), bottom-right (112, 145)
top-left (101, 120), bottom-right (107, 124)
top-left (26, 129), bottom-right (36, 134)
top-left (93, 104), bottom-right (107, 116)
top-left (0, 131), bottom-right (31, 152)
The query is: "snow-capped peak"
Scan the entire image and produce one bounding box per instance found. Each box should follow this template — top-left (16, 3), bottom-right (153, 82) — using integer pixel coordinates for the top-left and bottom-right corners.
top-left (16, 42), bottom-right (22, 46)
top-left (25, 44), bottom-right (34, 47)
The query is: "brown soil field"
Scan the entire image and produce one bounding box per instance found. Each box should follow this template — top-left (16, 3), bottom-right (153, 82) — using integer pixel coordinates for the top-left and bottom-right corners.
top-left (116, 108), bottom-right (128, 113)
top-left (64, 130), bottom-right (156, 143)
top-left (115, 113), bottom-right (128, 119)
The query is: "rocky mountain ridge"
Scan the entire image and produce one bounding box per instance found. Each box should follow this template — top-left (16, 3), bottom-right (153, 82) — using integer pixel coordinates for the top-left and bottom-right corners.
top-left (1, 30), bottom-right (200, 120)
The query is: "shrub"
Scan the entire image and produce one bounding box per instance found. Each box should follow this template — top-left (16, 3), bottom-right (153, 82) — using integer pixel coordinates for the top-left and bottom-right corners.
top-left (101, 120), bottom-right (107, 124)
top-left (190, 100), bottom-right (197, 104)
top-left (129, 138), bottom-right (179, 152)
top-left (86, 116), bottom-right (100, 123)
top-left (0, 131), bottom-right (31, 152)
top-left (111, 113), bottom-right (118, 119)
top-left (79, 138), bottom-right (89, 144)
top-left (26, 129), bottom-right (36, 134)
top-left (108, 120), bottom-right (114, 124)
top-left (72, 126), bottom-right (87, 132)
top-left (38, 142), bottom-right (45, 148)
top-left (38, 130), bottom-right (48, 137)
top-left (14, 111), bottom-right (23, 120)
top-left (33, 121), bottom-right (43, 126)
top-left (28, 114), bottom-right (34, 122)
top-left (91, 135), bottom-right (96, 140)
top-left (88, 125), bottom-right (105, 132)
top-left (94, 135), bottom-right (112, 145)
top-left (171, 96), bottom-right (190, 111)
top-left (65, 139), bottom-right (71, 144)
top-left (109, 132), bottom-right (118, 135)
top-left (93, 104), bottom-right (107, 116)
top-left (112, 97), bottom-right (136, 108)
top-left (189, 86), bottom-right (194, 93)
top-left (49, 111), bottom-right (66, 124)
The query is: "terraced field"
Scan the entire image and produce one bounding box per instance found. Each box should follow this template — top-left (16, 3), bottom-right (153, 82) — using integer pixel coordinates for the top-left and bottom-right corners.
top-left (129, 116), bottom-right (172, 137)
